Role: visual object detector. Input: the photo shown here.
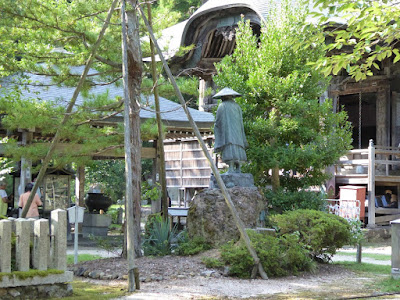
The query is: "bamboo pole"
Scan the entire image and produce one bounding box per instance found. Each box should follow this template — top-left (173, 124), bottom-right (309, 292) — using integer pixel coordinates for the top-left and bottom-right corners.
top-left (138, 5), bottom-right (268, 280)
top-left (21, 0), bottom-right (119, 218)
top-left (146, 2), bottom-right (168, 219)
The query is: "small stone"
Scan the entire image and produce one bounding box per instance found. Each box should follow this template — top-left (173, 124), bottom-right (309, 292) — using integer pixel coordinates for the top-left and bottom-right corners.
top-left (177, 275), bottom-right (186, 279)
top-left (8, 289), bottom-right (21, 297)
top-left (200, 270), bottom-right (214, 277)
top-left (145, 276), bottom-right (152, 282)
top-left (83, 270), bottom-right (91, 277)
top-left (103, 275), bottom-right (113, 280)
top-left (122, 274), bottom-right (128, 280)
top-left (189, 272), bottom-right (195, 276)
top-left (223, 266), bottom-right (230, 276)
top-left (77, 267), bottom-right (86, 276)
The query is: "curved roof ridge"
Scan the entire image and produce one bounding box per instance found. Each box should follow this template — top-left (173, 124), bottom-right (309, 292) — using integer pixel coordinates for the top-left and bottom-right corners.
top-left (190, 0), bottom-right (270, 22)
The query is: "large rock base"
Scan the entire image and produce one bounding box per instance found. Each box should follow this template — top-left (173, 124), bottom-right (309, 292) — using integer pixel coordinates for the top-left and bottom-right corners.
top-left (187, 187), bottom-right (266, 246)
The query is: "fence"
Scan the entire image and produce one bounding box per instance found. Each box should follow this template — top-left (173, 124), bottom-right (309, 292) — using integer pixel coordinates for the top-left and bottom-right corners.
top-left (327, 199), bottom-right (361, 221)
top-left (0, 209), bottom-right (72, 288)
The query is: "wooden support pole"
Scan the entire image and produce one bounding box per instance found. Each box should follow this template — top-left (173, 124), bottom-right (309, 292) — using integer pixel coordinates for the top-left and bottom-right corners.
top-left (368, 139), bottom-right (376, 227)
top-left (20, 0), bottom-right (119, 218)
top-left (138, 5), bottom-right (268, 280)
top-left (146, 2), bottom-right (168, 220)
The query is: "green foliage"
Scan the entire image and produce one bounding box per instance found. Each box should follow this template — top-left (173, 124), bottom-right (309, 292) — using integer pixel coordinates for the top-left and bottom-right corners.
top-left (142, 181), bottom-right (161, 203)
top-left (143, 214), bottom-right (178, 256)
top-left (265, 188), bottom-right (326, 213)
top-left (220, 230), bottom-right (314, 278)
top-left (106, 205), bottom-right (123, 224)
top-left (202, 257), bottom-right (224, 269)
top-left (85, 160), bottom-right (125, 202)
top-left (66, 280), bottom-right (128, 300)
top-left (214, 1), bottom-right (352, 190)
top-left (0, 0), bottom-right (200, 168)
top-left (0, 269), bottom-right (64, 281)
top-left (271, 209), bottom-right (352, 261)
top-left (310, 0), bottom-right (400, 81)
top-left (347, 219), bottom-right (365, 246)
top-left (67, 254), bottom-right (102, 265)
top-left (175, 231), bottom-right (212, 256)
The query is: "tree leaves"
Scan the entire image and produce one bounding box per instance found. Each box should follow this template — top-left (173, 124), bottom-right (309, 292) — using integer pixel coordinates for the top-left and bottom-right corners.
top-left (214, 1), bottom-right (352, 190)
top-left (308, 0), bottom-right (400, 81)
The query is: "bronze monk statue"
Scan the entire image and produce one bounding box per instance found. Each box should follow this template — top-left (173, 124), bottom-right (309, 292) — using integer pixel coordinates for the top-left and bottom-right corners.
top-left (213, 88), bottom-right (248, 173)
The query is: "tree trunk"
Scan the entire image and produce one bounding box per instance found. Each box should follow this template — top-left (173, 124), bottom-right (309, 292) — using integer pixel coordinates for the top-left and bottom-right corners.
top-left (126, 0), bottom-right (143, 258)
top-left (271, 166), bottom-right (280, 192)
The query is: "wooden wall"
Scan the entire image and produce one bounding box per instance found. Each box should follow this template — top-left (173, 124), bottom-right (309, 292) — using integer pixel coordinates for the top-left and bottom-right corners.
top-left (164, 138), bottom-right (213, 188)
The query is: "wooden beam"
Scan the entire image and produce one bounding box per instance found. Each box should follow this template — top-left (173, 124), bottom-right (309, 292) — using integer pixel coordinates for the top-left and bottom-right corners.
top-left (376, 214), bottom-right (400, 224)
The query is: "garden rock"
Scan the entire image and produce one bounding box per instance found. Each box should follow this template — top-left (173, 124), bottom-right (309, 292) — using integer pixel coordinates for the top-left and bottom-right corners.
top-left (187, 187), bottom-right (266, 246)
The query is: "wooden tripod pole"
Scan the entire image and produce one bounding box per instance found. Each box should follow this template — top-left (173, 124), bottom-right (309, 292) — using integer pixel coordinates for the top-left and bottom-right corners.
top-left (146, 2), bottom-right (168, 219)
top-left (21, 0), bottom-right (119, 218)
top-left (138, 5), bottom-right (268, 280)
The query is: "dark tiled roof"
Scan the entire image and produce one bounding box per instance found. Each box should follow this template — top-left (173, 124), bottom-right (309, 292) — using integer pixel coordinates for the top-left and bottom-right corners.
top-left (0, 68), bottom-right (214, 127)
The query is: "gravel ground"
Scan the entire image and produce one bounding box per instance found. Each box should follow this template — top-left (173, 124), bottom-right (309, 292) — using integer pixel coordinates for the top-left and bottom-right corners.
top-left (69, 249), bottom-right (380, 299)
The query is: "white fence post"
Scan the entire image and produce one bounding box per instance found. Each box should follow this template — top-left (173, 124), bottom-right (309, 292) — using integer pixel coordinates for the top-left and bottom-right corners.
top-left (33, 219), bottom-right (49, 271)
top-left (51, 209), bottom-right (67, 271)
top-left (0, 220), bottom-right (12, 273)
top-left (15, 219), bottom-right (32, 272)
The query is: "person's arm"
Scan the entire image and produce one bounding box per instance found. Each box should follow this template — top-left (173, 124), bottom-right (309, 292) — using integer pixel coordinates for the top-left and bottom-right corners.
top-left (34, 194), bottom-right (43, 207)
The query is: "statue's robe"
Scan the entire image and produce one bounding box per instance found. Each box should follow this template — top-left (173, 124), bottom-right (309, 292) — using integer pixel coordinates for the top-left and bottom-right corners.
top-left (214, 99), bottom-right (248, 163)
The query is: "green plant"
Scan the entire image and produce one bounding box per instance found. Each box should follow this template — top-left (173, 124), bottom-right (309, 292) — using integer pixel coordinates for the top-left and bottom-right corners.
top-left (141, 182), bottom-right (161, 203)
top-left (347, 219), bottom-right (365, 246)
top-left (142, 214), bottom-right (178, 256)
top-left (220, 230), bottom-right (314, 278)
top-left (271, 209), bottom-right (352, 262)
top-left (265, 189), bottom-right (326, 213)
top-left (67, 254), bottom-right (103, 265)
top-left (202, 257), bottom-right (224, 269)
top-left (175, 231), bottom-right (212, 256)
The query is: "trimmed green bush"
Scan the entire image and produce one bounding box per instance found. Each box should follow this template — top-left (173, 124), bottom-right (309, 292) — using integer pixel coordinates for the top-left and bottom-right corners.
top-left (220, 230), bottom-right (314, 278)
top-left (271, 209), bottom-right (352, 261)
top-left (175, 231), bottom-right (212, 256)
top-left (265, 188), bottom-right (326, 213)
top-left (202, 257), bottom-right (225, 269)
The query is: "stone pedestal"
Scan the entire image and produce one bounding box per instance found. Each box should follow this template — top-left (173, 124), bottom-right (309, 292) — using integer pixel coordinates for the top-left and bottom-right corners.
top-left (209, 172), bottom-right (255, 188)
top-left (187, 187), bottom-right (266, 246)
top-left (82, 214), bottom-right (112, 238)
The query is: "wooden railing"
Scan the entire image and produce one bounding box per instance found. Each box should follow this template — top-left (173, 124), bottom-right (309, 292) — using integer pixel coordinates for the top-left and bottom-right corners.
top-left (0, 209), bottom-right (72, 288)
top-left (336, 140), bottom-right (400, 226)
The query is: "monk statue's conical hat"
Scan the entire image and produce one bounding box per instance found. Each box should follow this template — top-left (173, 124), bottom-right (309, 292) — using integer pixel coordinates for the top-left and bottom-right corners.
top-left (212, 87), bottom-right (241, 99)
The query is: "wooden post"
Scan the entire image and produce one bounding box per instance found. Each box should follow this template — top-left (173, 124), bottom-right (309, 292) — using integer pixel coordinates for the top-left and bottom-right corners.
top-left (122, 0), bottom-right (143, 291)
top-left (146, 2), bottom-right (168, 220)
top-left (376, 88), bottom-right (388, 148)
top-left (139, 6), bottom-right (268, 279)
top-left (368, 139), bottom-right (376, 227)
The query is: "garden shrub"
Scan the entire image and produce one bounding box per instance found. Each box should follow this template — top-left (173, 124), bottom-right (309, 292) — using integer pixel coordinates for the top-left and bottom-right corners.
top-left (271, 209), bottom-right (352, 261)
top-left (202, 257), bottom-right (225, 269)
top-left (142, 214), bottom-right (178, 256)
top-left (220, 230), bottom-right (314, 278)
top-left (265, 188), bottom-right (326, 213)
top-left (175, 231), bottom-right (212, 256)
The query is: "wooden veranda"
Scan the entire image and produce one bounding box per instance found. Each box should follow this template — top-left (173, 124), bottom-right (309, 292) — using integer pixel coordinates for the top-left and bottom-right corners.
top-left (335, 140), bottom-right (400, 226)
